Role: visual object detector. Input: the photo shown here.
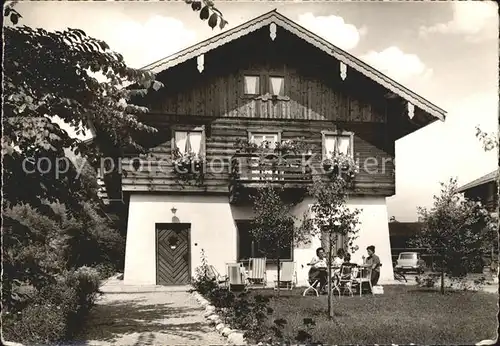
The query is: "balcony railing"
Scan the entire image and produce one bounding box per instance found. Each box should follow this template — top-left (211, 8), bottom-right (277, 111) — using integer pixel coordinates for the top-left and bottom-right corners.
top-left (230, 152), bottom-right (313, 184)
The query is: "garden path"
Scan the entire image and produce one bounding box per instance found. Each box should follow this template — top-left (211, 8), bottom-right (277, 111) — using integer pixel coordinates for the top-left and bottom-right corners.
top-left (71, 278), bottom-right (227, 346)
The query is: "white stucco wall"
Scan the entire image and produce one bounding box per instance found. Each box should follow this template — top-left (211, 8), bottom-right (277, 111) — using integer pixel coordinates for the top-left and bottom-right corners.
top-left (124, 194), bottom-right (238, 285)
top-left (124, 193), bottom-right (394, 286)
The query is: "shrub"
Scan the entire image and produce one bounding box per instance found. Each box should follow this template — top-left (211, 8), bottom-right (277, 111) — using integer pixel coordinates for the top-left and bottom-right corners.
top-left (415, 274), bottom-right (440, 288)
top-left (94, 262), bottom-right (118, 280)
top-left (3, 266), bottom-right (101, 344)
top-left (2, 301), bottom-right (68, 345)
top-left (191, 249), bottom-right (219, 296)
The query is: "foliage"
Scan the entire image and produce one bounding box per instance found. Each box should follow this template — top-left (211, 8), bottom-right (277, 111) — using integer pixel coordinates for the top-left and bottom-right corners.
top-left (301, 177), bottom-right (361, 318)
top-left (410, 178), bottom-right (497, 293)
top-left (415, 273), bottom-right (439, 288)
top-left (250, 183), bottom-right (310, 295)
top-left (323, 152), bottom-right (359, 183)
top-left (3, 8), bottom-right (163, 216)
top-left (3, 202), bottom-right (122, 312)
top-left (172, 148), bottom-right (204, 178)
top-left (234, 138), bottom-right (314, 155)
top-left (191, 249), bottom-right (219, 295)
top-left (186, 0), bottom-right (228, 30)
top-left (475, 126), bottom-right (498, 152)
top-left (2, 266), bottom-right (101, 344)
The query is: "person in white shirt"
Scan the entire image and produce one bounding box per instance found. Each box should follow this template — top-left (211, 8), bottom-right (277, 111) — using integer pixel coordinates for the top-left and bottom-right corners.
top-left (308, 247), bottom-right (328, 293)
top-left (332, 248), bottom-right (345, 267)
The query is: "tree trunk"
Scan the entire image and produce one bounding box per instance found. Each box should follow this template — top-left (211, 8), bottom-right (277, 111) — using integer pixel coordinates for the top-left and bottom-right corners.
top-left (327, 239), bottom-right (333, 319)
top-left (440, 258), bottom-right (445, 295)
top-left (277, 257), bottom-right (281, 297)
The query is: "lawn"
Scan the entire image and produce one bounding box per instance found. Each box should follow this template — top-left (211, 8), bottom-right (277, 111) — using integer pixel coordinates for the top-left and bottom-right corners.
top-left (245, 285), bottom-right (498, 344)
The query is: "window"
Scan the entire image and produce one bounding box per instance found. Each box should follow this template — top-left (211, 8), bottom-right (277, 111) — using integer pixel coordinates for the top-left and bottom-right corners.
top-left (236, 220), bottom-right (293, 261)
top-left (322, 131), bottom-right (353, 160)
top-left (172, 126), bottom-right (205, 157)
top-left (269, 76), bottom-right (284, 96)
top-left (321, 232), bottom-right (349, 256)
top-left (248, 131), bottom-right (281, 180)
top-left (249, 132), bottom-right (279, 148)
top-left (244, 75), bottom-right (260, 95)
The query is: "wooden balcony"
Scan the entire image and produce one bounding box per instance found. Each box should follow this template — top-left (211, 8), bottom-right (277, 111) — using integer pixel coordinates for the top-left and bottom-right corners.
top-left (229, 152), bottom-right (313, 203)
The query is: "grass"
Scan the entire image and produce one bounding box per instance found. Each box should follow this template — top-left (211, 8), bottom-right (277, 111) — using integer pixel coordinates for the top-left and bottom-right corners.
top-left (245, 285), bottom-right (498, 344)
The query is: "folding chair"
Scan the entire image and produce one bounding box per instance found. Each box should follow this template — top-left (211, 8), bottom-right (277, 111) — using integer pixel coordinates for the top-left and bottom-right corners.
top-left (248, 257), bottom-right (267, 288)
top-left (207, 265), bottom-right (228, 288)
top-left (274, 261), bottom-right (296, 290)
top-left (227, 263), bottom-right (248, 292)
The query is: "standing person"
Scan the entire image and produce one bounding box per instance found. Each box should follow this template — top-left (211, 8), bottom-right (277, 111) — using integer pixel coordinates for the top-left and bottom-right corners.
top-left (365, 245), bottom-right (381, 286)
top-left (308, 247), bottom-right (328, 293)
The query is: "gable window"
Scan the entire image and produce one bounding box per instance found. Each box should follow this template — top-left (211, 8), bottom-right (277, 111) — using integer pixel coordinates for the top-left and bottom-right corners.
top-left (269, 76), bottom-right (285, 96)
top-left (172, 126), bottom-right (205, 158)
top-left (322, 131), bottom-right (354, 160)
top-left (236, 220), bottom-right (293, 261)
top-left (244, 75), bottom-right (260, 95)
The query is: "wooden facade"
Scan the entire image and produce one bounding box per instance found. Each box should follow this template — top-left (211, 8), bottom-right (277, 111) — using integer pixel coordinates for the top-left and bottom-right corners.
top-left (100, 17), bottom-right (446, 204)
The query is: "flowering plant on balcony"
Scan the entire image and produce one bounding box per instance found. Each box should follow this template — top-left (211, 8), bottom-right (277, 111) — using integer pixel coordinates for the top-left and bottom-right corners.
top-left (322, 152), bottom-right (359, 181)
top-left (172, 148), bottom-right (204, 175)
top-left (275, 138), bottom-right (314, 155)
top-left (233, 138), bottom-right (259, 153)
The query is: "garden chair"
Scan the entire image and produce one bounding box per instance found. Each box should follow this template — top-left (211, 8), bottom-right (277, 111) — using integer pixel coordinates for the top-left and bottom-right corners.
top-left (207, 265), bottom-right (228, 288)
top-left (248, 257), bottom-right (267, 288)
top-left (302, 262), bottom-right (322, 296)
top-left (227, 262), bottom-right (248, 292)
top-left (336, 264), bottom-right (358, 297)
top-left (274, 261), bottom-right (296, 290)
top-left (353, 266), bottom-right (373, 296)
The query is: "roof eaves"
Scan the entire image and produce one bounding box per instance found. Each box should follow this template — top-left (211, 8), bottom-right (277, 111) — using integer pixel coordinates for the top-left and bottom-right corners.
top-left (142, 10), bottom-right (446, 122)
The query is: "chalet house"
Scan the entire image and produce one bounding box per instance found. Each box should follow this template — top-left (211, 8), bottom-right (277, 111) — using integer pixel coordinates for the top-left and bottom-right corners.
top-left (98, 10), bottom-right (446, 286)
top-left (457, 170), bottom-right (498, 216)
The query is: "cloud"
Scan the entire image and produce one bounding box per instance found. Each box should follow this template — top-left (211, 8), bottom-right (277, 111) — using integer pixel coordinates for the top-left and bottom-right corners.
top-left (419, 2), bottom-right (497, 42)
top-left (297, 12), bottom-right (366, 50)
top-left (360, 46), bottom-right (433, 83)
top-left (101, 15), bottom-right (197, 68)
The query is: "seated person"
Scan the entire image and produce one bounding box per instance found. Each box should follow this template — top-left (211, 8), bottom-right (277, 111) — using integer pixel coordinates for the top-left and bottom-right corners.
top-left (307, 247), bottom-right (328, 292)
top-left (339, 253), bottom-right (357, 280)
top-left (333, 248), bottom-right (345, 267)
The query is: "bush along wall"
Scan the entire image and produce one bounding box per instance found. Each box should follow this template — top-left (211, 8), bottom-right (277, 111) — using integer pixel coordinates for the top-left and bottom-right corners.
top-left (190, 250), bottom-right (322, 345)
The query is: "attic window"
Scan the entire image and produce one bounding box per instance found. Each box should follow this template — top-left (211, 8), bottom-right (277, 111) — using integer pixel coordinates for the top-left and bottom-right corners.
top-left (244, 75), bottom-right (260, 95)
top-left (269, 76), bottom-right (284, 96)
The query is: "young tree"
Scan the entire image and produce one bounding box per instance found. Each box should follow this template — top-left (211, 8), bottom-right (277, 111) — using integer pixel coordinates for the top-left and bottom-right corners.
top-left (250, 184), bottom-right (310, 296)
top-left (301, 177), bottom-right (361, 319)
top-left (410, 178), bottom-right (497, 294)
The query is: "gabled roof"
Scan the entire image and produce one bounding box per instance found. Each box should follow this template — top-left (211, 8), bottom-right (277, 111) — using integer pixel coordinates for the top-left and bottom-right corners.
top-left (143, 9), bottom-right (446, 121)
top-left (457, 170), bottom-right (498, 193)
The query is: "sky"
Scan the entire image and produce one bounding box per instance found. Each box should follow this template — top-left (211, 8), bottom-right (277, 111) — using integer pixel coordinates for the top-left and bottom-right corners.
top-left (12, 0), bottom-right (499, 221)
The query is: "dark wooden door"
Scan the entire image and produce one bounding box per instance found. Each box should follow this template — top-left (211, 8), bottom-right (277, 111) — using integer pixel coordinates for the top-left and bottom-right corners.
top-left (156, 225), bottom-right (190, 285)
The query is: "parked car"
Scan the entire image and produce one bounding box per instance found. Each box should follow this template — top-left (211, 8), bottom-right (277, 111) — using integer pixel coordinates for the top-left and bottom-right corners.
top-left (394, 252), bottom-right (426, 274)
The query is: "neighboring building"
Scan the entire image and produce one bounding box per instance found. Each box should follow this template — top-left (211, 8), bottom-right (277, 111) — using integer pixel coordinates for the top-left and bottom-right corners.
top-left (98, 10), bottom-right (446, 286)
top-left (458, 170), bottom-right (498, 271)
top-left (457, 170), bottom-right (498, 215)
